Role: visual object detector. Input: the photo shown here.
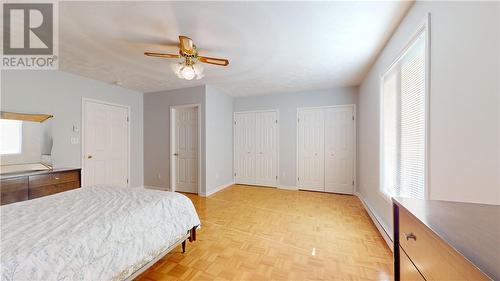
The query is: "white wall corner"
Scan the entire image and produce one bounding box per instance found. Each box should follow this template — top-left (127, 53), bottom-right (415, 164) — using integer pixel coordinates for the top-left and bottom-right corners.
top-left (202, 182), bottom-right (234, 197)
top-left (355, 192), bottom-right (394, 251)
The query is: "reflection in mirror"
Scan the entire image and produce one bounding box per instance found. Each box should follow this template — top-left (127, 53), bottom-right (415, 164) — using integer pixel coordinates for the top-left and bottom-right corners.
top-left (0, 117), bottom-right (53, 174)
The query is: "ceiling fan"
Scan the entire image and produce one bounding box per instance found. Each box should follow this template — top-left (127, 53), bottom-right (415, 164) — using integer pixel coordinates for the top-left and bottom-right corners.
top-left (144, 36), bottom-right (229, 80)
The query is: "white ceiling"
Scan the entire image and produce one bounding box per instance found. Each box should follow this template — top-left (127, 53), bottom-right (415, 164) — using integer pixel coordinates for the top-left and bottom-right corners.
top-left (59, 1), bottom-right (412, 96)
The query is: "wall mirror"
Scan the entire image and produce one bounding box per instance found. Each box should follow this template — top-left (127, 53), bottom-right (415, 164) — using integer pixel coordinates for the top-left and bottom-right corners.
top-left (0, 111), bottom-right (54, 174)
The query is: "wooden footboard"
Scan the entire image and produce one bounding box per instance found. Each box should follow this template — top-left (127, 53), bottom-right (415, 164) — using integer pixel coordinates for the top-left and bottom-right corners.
top-left (182, 226), bottom-right (197, 253)
top-left (189, 225), bottom-right (197, 242)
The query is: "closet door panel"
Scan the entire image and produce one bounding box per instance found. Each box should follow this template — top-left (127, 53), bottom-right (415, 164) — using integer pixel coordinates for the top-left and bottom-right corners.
top-left (297, 109), bottom-right (324, 191)
top-left (324, 107), bottom-right (354, 194)
top-left (255, 111), bottom-right (278, 186)
top-left (234, 113), bottom-right (256, 184)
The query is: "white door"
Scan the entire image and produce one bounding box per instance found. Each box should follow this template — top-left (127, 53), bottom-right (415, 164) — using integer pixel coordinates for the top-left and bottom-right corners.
top-left (324, 107), bottom-right (354, 194)
top-left (83, 100), bottom-right (128, 187)
top-left (234, 112), bottom-right (256, 184)
top-left (297, 109), bottom-right (324, 191)
top-left (173, 107), bottom-right (198, 193)
top-left (255, 111), bottom-right (278, 186)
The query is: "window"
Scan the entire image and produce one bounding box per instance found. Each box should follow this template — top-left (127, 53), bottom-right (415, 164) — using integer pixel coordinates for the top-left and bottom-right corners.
top-left (381, 25), bottom-right (427, 200)
top-left (0, 119), bottom-right (23, 155)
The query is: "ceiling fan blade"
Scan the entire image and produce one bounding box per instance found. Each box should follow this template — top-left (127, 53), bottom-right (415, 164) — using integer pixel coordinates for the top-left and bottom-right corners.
top-left (198, 56), bottom-right (229, 66)
top-left (144, 52), bottom-right (180, 59)
top-left (179, 35), bottom-right (195, 55)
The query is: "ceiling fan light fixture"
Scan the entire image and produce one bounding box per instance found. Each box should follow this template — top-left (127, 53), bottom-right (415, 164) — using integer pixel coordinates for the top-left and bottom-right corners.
top-left (171, 60), bottom-right (204, 80)
top-left (145, 35), bottom-right (227, 80)
top-left (180, 65), bottom-right (196, 80)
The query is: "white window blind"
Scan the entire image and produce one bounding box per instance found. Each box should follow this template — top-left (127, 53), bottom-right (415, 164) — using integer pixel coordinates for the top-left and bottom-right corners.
top-left (381, 30), bottom-right (426, 200)
top-left (0, 119), bottom-right (23, 155)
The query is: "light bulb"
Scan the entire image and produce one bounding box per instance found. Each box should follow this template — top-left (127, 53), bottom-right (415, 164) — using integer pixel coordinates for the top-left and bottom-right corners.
top-left (193, 64), bottom-right (204, 80)
top-left (171, 63), bottom-right (184, 79)
top-left (181, 66), bottom-right (196, 80)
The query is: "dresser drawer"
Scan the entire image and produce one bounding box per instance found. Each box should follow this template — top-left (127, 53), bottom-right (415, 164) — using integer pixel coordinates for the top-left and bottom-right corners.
top-left (400, 246), bottom-right (425, 281)
top-left (399, 207), bottom-right (488, 281)
top-left (29, 181), bottom-right (80, 199)
top-left (29, 170), bottom-right (79, 188)
top-left (0, 177), bottom-right (28, 205)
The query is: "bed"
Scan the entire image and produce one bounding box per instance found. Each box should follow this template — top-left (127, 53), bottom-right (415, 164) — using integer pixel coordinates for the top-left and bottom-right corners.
top-left (0, 186), bottom-right (201, 281)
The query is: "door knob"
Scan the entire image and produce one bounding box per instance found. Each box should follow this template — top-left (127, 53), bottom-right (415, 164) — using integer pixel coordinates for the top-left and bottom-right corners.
top-left (173, 153), bottom-right (179, 156)
top-left (87, 155), bottom-right (93, 159)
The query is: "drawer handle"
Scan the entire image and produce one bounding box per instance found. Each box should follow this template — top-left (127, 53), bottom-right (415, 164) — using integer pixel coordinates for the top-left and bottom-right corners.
top-left (54, 177), bottom-right (60, 180)
top-left (405, 232), bottom-right (417, 241)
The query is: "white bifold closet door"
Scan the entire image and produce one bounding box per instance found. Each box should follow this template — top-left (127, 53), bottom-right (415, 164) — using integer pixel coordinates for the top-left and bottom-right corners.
top-left (297, 106), bottom-right (355, 194)
top-left (234, 113), bottom-right (256, 184)
top-left (297, 109), bottom-right (325, 191)
top-left (324, 107), bottom-right (354, 194)
top-left (255, 112), bottom-right (278, 186)
top-left (234, 111), bottom-right (278, 187)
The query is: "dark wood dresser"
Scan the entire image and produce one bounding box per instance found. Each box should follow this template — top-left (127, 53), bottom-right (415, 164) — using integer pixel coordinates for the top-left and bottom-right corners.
top-left (393, 197), bottom-right (499, 281)
top-left (0, 168), bottom-right (81, 205)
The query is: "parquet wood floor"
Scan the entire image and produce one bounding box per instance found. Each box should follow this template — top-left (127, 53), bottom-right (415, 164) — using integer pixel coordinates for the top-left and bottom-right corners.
top-left (136, 185), bottom-right (393, 281)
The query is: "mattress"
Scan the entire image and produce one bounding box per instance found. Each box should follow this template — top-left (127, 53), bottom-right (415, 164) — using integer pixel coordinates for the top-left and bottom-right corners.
top-left (0, 186), bottom-right (200, 281)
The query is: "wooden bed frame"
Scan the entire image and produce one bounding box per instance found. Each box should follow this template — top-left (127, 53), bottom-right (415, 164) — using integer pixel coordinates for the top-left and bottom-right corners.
top-left (125, 226), bottom-right (197, 281)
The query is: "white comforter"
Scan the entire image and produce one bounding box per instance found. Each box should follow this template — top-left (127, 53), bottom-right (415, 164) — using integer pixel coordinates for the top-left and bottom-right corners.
top-left (0, 187), bottom-right (200, 281)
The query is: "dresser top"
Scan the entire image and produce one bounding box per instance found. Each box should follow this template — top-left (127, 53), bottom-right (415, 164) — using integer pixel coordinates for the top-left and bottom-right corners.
top-left (0, 168), bottom-right (81, 180)
top-left (393, 197), bottom-right (500, 280)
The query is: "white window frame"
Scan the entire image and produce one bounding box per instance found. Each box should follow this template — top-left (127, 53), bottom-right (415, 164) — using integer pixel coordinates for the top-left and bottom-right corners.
top-left (379, 14), bottom-right (430, 202)
top-left (0, 119), bottom-right (23, 155)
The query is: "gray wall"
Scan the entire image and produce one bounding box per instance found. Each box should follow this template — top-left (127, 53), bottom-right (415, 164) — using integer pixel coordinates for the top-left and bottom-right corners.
top-left (233, 87), bottom-right (358, 187)
top-left (143, 86), bottom-right (206, 191)
top-left (358, 1), bottom-right (500, 237)
top-left (205, 85), bottom-right (234, 194)
top-left (1, 70), bottom-right (144, 186)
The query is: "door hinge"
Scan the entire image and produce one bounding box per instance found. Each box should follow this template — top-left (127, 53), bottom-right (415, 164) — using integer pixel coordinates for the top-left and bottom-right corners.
top-left (298, 177), bottom-right (300, 181)
top-left (275, 119), bottom-right (278, 124)
top-left (276, 175), bottom-right (278, 180)
top-left (352, 115), bottom-right (354, 121)
top-left (234, 173), bottom-right (237, 177)
top-left (127, 115), bottom-right (129, 122)
top-left (352, 180), bottom-right (354, 185)
top-left (127, 179), bottom-right (129, 184)
top-left (297, 118), bottom-right (300, 123)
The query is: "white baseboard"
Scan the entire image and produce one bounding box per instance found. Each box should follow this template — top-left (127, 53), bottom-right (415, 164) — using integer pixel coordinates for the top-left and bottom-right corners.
top-left (355, 192), bottom-right (393, 251)
top-left (277, 184), bottom-right (298, 190)
top-left (143, 185), bottom-right (169, 191)
top-left (201, 182), bottom-right (234, 197)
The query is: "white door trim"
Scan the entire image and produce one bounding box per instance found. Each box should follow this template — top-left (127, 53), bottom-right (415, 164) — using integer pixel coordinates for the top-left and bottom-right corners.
top-left (81, 97), bottom-right (131, 187)
top-left (233, 109), bottom-right (280, 188)
top-left (296, 104), bottom-right (357, 193)
top-left (170, 104), bottom-right (201, 194)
